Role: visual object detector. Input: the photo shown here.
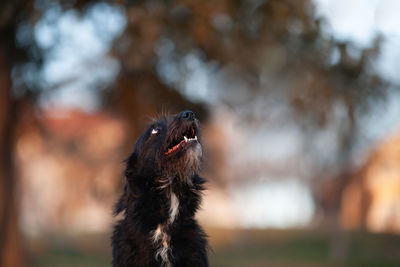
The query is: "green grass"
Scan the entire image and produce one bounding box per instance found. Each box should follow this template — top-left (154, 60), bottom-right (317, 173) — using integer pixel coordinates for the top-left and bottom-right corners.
top-left (26, 229), bottom-right (400, 267)
top-left (29, 248), bottom-right (110, 267)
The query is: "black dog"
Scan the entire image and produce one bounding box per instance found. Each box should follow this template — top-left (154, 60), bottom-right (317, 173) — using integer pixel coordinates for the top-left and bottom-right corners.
top-left (112, 111), bottom-right (208, 267)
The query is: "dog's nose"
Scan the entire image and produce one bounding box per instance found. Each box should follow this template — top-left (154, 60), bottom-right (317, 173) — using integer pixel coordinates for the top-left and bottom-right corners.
top-left (179, 110), bottom-right (195, 120)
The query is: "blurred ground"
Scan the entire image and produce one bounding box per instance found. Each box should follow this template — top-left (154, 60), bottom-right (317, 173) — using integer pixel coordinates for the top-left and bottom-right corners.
top-left (27, 228), bottom-right (400, 267)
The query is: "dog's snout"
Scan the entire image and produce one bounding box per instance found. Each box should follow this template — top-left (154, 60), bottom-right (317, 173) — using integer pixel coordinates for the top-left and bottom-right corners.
top-left (179, 110), bottom-right (195, 120)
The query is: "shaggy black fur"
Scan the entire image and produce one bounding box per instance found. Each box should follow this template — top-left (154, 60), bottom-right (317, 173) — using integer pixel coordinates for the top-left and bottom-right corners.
top-left (112, 111), bottom-right (208, 267)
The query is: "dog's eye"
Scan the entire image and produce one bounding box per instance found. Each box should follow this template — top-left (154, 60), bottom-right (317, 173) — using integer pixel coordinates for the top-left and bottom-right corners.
top-left (151, 128), bottom-right (159, 135)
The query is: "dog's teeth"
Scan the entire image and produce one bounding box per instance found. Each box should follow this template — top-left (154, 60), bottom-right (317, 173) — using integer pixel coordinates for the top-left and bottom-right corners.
top-left (184, 136), bottom-right (188, 142)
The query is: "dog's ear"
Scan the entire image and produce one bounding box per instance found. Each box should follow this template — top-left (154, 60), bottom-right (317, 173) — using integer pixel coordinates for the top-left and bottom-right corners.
top-left (124, 152), bottom-right (137, 185)
top-left (125, 152), bottom-right (137, 174)
top-left (124, 152), bottom-right (142, 197)
top-left (113, 184), bottom-right (128, 216)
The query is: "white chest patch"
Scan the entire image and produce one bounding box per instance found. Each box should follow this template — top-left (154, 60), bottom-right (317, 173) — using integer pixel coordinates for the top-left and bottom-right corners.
top-left (169, 192), bottom-right (179, 223)
top-left (151, 191), bottom-right (180, 266)
top-left (152, 224), bottom-right (171, 266)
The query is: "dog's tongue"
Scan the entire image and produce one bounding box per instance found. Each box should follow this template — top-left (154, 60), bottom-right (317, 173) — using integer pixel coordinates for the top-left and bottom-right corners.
top-left (165, 139), bottom-right (186, 155)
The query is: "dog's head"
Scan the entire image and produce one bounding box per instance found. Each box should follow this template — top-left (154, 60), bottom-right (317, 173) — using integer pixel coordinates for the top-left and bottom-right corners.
top-left (126, 110), bottom-right (202, 181)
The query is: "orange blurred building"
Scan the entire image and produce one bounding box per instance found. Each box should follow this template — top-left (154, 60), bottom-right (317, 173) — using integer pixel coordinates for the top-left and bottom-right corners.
top-left (16, 110), bottom-right (127, 235)
top-left (341, 130), bottom-right (400, 233)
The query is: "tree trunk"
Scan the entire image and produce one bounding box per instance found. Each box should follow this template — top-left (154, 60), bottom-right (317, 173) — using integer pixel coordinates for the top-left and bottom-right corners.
top-left (329, 122), bottom-right (356, 263)
top-left (329, 210), bottom-right (349, 263)
top-left (0, 50), bottom-right (25, 267)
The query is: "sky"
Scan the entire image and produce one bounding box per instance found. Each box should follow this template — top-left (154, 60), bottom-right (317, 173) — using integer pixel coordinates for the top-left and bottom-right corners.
top-left (34, 3), bottom-right (126, 112)
top-left (313, 0), bottom-right (400, 154)
top-left (32, 0), bottom-right (400, 228)
top-left (314, 0), bottom-right (400, 84)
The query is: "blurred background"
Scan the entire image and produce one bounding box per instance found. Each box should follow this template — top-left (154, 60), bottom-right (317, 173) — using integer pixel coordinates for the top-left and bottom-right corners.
top-left (1, 0), bottom-right (400, 266)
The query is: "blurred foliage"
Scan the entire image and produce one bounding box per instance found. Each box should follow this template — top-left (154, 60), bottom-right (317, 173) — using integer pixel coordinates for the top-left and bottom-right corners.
top-left (110, 0), bottom-right (386, 113)
top-left (106, 0), bottom-right (388, 184)
top-left (1, 0), bottom-right (389, 165)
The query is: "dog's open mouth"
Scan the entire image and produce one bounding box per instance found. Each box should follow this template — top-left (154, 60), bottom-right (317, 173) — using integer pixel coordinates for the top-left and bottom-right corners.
top-left (165, 125), bottom-right (198, 155)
